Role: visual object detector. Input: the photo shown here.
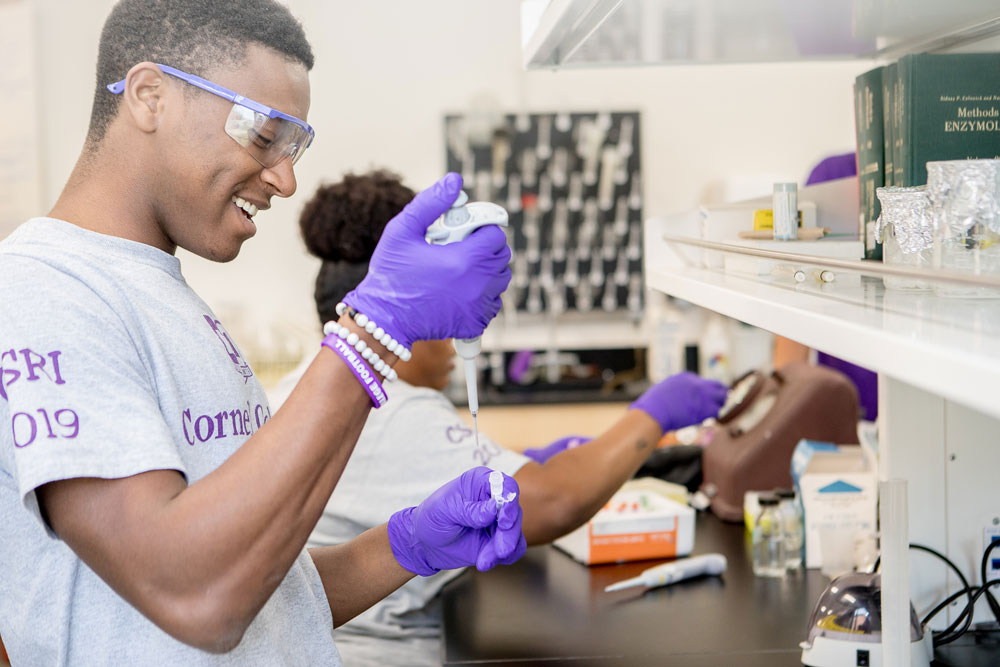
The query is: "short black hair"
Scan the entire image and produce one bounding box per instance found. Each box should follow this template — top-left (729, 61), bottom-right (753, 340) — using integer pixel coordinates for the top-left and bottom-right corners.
top-left (297, 170), bottom-right (416, 325)
top-left (87, 0), bottom-right (314, 146)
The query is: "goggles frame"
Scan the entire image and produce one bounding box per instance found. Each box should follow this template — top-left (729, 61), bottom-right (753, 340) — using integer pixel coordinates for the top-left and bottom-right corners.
top-left (106, 63), bottom-right (314, 167)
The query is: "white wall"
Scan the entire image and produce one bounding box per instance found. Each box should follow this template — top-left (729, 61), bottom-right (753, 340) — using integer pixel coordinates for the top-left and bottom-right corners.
top-left (27, 0), bottom-right (870, 361)
top-left (0, 1), bottom-right (43, 238)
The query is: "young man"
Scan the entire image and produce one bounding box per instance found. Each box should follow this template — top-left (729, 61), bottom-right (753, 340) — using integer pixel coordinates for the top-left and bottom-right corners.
top-left (0, 2), bottom-right (522, 664)
top-left (270, 171), bottom-right (729, 666)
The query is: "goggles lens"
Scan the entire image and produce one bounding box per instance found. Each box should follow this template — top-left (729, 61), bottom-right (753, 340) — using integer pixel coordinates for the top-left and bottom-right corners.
top-left (225, 104), bottom-right (313, 168)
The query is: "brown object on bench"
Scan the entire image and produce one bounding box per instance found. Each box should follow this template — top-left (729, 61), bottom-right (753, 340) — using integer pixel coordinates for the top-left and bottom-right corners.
top-left (701, 361), bottom-right (860, 522)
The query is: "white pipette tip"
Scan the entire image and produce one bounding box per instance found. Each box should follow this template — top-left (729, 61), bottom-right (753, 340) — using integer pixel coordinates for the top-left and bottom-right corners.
top-left (604, 576), bottom-right (644, 593)
top-left (454, 337), bottom-right (481, 414)
top-left (463, 357), bottom-right (479, 415)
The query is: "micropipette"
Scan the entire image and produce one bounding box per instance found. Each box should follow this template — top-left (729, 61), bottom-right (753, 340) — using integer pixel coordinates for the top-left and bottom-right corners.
top-left (603, 553), bottom-right (727, 593)
top-left (425, 191), bottom-right (509, 450)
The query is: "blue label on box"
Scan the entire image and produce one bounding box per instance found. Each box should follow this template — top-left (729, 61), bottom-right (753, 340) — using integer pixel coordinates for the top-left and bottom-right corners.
top-left (818, 480), bottom-right (864, 494)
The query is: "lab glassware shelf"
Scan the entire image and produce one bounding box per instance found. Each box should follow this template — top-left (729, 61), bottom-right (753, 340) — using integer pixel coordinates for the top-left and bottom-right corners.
top-left (645, 215), bottom-right (1000, 664)
top-left (522, 0), bottom-right (1000, 69)
top-left (644, 217), bottom-right (1000, 422)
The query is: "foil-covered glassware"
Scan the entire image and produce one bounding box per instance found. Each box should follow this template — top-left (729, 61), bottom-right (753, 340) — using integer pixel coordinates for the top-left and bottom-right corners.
top-left (875, 185), bottom-right (933, 290)
top-left (926, 159), bottom-right (1000, 298)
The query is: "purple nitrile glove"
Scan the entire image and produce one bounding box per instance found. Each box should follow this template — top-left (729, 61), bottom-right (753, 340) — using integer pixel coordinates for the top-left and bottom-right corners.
top-left (629, 372), bottom-right (729, 433)
top-left (387, 466), bottom-right (527, 576)
top-left (522, 435), bottom-right (592, 464)
top-left (343, 173), bottom-right (512, 348)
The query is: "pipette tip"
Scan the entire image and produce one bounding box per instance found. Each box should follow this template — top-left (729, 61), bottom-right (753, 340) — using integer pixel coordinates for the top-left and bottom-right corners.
top-left (604, 577), bottom-right (643, 593)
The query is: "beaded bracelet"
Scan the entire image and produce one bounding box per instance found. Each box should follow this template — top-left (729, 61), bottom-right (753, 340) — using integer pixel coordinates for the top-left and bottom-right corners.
top-left (323, 320), bottom-right (398, 383)
top-left (321, 333), bottom-right (387, 408)
top-left (335, 302), bottom-right (412, 362)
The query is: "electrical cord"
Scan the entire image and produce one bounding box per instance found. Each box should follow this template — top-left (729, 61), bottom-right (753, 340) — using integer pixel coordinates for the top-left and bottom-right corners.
top-left (873, 542), bottom-right (986, 647)
top-left (909, 544), bottom-right (979, 644)
top-left (873, 543), bottom-right (975, 628)
top-left (924, 578), bottom-right (1000, 646)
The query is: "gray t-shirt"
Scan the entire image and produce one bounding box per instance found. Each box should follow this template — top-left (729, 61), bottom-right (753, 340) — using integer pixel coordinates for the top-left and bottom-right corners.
top-left (270, 367), bottom-right (530, 667)
top-left (0, 219), bottom-right (341, 666)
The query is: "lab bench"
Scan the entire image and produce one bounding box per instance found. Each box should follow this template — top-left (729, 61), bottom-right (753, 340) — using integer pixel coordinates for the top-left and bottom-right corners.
top-left (441, 512), bottom-right (997, 665)
top-left (440, 510), bottom-right (829, 666)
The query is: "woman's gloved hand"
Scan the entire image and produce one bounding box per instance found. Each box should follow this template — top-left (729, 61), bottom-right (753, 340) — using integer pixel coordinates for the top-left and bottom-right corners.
top-left (629, 372), bottom-right (729, 433)
top-left (522, 435), bottom-right (592, 464)
top-left (387, 467), bottom-right (527, 576)
top-left (344, 173), bottom-right (512, 348)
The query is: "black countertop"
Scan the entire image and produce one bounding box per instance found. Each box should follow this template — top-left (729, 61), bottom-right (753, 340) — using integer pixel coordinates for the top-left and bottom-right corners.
top-left (441, 511), bottom-right (831, 666)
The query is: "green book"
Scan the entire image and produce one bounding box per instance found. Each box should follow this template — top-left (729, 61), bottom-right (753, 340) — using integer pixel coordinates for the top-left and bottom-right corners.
top-left (882, 63), bottom-right (896, 187)
top-left (892, 63), bottom-right (904, 187)
top-left (896, 53), bottom-right (1000, 187)
top-left (854, 65), bottom-right (884, 260)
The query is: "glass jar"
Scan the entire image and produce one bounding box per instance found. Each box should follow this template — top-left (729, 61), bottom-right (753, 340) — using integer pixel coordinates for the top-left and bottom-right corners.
top-left (775, 488), bottom-right (803, 570)
top-left (752, 494), bottom-right (785, 577)
top-left (926, 159), bottom-right (1000, 298)
top-left (874, 186), bottom-right (933, 290)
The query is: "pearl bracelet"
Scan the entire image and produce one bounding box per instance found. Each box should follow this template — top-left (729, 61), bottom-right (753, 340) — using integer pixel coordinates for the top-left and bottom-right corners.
top-left (335, 302), bottom-right (412, 362)
top-left (323, 320), bottom-right (399, 383)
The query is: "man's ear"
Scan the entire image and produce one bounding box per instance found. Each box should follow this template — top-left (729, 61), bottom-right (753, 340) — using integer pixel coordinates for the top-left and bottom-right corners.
top-left (119, 62), bottom-right (170, 134)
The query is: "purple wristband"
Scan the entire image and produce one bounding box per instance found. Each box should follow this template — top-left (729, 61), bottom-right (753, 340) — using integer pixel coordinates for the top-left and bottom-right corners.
top-left (322, 333), bottom-right (387, 408)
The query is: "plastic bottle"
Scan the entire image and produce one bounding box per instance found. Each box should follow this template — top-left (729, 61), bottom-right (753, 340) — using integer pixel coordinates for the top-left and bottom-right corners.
top-left (772, 182), bottom-right (798, 240)
top-left (775, 488), bottom-right (803, 570)
top-left (752, 494), bottom-right (785, 577)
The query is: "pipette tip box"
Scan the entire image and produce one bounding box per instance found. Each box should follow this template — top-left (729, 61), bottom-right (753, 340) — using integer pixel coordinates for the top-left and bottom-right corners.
top-left (554, 483), bottom-right (695, 565)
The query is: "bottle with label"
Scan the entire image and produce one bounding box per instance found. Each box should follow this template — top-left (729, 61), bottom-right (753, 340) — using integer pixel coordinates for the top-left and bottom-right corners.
top-left (772, 183), bottom-right (798, 240)
top-left (775, 488), bottom-right (803, 570)
top-left (752, 494), bottom-right (786, 577)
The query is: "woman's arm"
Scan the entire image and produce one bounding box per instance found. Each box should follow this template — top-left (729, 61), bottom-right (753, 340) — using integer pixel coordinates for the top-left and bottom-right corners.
top-left (514, 410), bottom-right (660, 544)
top-left (513, 372), bottom-right (727, 545)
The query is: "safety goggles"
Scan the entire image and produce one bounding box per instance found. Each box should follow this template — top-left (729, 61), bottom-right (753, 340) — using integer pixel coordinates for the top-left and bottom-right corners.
top-left (107, 63), bottom-right (314, 168)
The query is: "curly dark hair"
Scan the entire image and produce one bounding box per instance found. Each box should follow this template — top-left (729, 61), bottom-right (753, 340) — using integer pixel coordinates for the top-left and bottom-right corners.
top-left (298, 170), bottom-right (415, 325)
top-left (87, 0), bottom-right (314, 147)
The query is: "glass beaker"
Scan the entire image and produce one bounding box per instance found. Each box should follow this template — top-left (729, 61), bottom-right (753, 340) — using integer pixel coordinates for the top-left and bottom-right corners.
top-left (874, 186), bottom-right (933, 290)
top-left (926, 159), bottom-right (1000, 298)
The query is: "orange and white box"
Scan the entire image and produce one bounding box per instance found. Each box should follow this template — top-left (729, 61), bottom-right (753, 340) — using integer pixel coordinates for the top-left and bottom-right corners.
top-left (553, 488), bottom-right (695, 565)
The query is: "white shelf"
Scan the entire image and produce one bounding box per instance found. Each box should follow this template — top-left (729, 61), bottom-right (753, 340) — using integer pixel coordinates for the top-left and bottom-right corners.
top-left (645, 241), bottom-right (1000, 422)
top-left (522, 0), bottom-right (1000, 69)
top-left (482, 311), bottom-right (649, 352)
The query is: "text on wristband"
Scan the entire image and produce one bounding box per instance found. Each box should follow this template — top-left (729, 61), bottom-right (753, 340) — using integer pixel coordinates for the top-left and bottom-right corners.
top-left (329, 337), bottom-right (388, 406)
